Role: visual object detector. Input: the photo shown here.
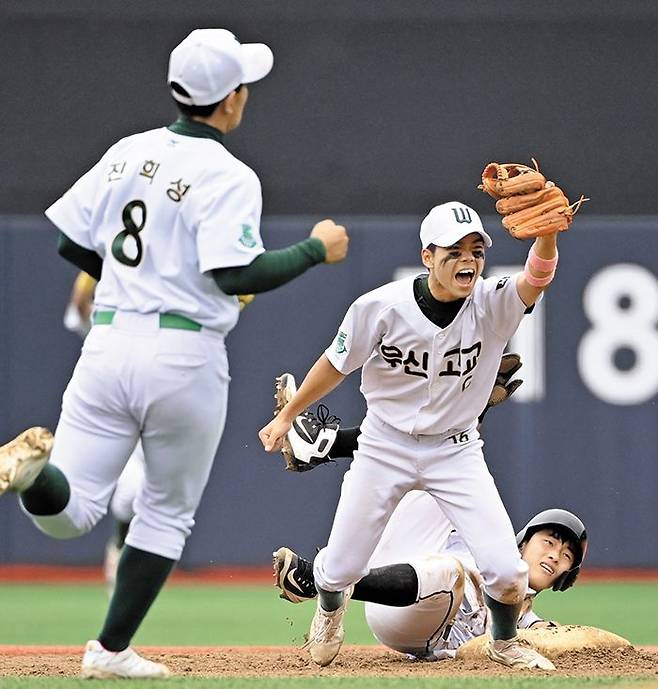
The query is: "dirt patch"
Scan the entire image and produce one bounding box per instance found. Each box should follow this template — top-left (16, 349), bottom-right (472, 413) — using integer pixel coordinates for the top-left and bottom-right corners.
top-left (0, 645), bottom-right (657, 677)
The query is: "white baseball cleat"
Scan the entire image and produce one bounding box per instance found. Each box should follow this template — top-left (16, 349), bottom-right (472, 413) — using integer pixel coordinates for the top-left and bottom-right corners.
top-left (0, 427), bottom-right (54, 495)
top-left (80, 640), bottom-right (171, 679)
top-left (304, 586), bottom-right (353, 667)
top-left (487, 636), bottom-right (556, 671)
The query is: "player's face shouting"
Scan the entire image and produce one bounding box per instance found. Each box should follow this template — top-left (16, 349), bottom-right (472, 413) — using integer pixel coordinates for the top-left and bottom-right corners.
top-left (521, 528), bottom-right (575, 592)
top-left (422, 233), bottom-right (485, 301)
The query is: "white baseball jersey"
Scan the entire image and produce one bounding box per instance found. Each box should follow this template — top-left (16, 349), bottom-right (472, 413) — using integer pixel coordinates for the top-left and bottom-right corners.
top-left (30, 120), bottom-right (258, 561)
top-left (45, 124), bottom-right (264, 333)
top-left (325, 274), bottom-right (532, 435)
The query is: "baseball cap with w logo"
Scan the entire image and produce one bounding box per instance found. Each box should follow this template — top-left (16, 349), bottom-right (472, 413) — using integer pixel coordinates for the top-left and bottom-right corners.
top-left (420, 201), bottom-right (492, 248)
top-left (168, 29), bottom-right (274, 106)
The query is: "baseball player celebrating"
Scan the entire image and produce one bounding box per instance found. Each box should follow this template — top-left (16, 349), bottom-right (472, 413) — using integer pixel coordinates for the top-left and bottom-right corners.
top-left (0, 28), bottom-right (348, 679)
top-left (268, 366), bottom-right (585, 665)
top-left (271, 352), bottom-right (523, 473)
top-left (274, 500), bottom-right (587, 663)
top-left (260, 199), bottom-right (565, 669)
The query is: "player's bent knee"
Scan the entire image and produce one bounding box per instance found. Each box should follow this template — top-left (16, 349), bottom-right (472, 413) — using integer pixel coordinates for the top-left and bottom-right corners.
top-left (313, 547), bottom-right (370, 591)
top-left (21, 492), bottom-right (106, 539)
top-left (410, 554), bottom-right (465, 605)
top-left (364, 558), bottom-right (466, 659)
top-left (485, 558), bottom-right (528, 604)
top-left (28, 510), bottom-right (92, 539)
top-left (126, 511), bottom-right (194, 560)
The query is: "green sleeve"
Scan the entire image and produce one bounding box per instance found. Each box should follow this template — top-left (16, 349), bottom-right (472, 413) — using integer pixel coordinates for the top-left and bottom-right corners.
top-left (57, 232), bottom-right (103, 280)
top-left (212, 237), bottom-right (326, 295)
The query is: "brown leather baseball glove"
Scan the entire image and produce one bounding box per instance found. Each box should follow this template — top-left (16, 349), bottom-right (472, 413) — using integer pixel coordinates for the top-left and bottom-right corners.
top-left (479, 159), bottom-right (587, 240)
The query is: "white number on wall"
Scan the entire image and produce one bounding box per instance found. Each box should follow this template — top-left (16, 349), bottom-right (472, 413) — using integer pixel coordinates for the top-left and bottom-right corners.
top-left (578, 264), bottom-right (658, 405)
top-left (393, 262), bottom-right (658, 405)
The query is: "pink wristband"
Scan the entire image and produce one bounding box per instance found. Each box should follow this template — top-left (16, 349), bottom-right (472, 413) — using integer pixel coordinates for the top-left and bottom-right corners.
top-left (524, 245), bottom-right (558, 287)
top-left (527, 245), bottom-right (558, 272)
top-left (523, 266), bottom-right (554, 288)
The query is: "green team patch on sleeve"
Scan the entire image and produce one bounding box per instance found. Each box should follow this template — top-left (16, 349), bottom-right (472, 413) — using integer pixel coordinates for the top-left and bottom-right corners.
top-left (335, 330), bottom-right (348, 354)
top-left (238, 224), bottom-right (258, 248)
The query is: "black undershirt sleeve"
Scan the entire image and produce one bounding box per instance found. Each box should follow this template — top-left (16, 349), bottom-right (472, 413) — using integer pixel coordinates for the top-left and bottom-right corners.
top-left (352, 564), bottom-right (419, 606)
top-left (57, 231), bottom-right (103, 280)
top-left (328, 426), bottom-right (361, 459)
top-left (212, 238), bottom-right (326, 295)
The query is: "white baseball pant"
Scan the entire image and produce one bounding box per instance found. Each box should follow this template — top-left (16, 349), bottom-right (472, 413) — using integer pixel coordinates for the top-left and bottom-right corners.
top-left (365, 554), bottom-right (465, 657)
top-left (110, 442), bottom-right (145, 524)
top-left (23, 311), bottom-right (229, 560)
top-left (313, 411), bottom-right (527, 604)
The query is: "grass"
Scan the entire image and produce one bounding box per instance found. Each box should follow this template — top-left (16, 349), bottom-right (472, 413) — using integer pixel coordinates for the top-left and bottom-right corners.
top-left (0, 581), bottom-right (656, 647)
top-left (0, 581), bottom-right (656, 688)
top-left (532, 582), bottom-right (658, 646)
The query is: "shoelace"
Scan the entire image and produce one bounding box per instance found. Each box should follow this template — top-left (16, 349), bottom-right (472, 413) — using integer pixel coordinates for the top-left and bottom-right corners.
top-left (496, 637), bottom-right (537, 657)
top-left (299, 404), bottom-right (340, 434)
top-left (316, 404), bottom-right (340, 428)
top-left (315, 613), bottom-right (343, 642)
top-left (302, 608), bottom-right (343, 647)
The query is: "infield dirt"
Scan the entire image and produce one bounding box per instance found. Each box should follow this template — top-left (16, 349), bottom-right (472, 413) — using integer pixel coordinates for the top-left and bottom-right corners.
top-left (1, 645), bottom-right (657, 678)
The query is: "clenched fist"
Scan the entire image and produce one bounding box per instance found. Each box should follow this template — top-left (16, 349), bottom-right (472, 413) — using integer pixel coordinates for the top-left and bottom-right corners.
top-left (310, 219), bottom-right (349, 264)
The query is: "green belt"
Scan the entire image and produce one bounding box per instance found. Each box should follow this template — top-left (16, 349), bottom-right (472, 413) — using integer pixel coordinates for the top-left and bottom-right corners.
top-left (93, 311), bottom-right (202, 332)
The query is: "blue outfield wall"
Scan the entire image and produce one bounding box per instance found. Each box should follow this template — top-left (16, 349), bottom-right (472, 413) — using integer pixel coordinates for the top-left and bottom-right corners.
top-left (0, 215), bottom-right (656, 568)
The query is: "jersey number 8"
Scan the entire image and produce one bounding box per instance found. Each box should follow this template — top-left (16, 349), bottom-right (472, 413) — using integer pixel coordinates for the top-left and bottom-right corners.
top-left (111, 200), bottom-right (146, 267)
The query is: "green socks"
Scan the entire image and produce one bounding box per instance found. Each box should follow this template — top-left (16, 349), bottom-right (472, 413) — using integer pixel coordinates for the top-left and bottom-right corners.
top-left (98, 545), bottom-right (176, 651)
top-left (317, 587), bottom-right (344, 612)
top-left (114, 519), bottom-right (131, 548)
top-left (484, 592), bottom-right (523, 640)
top-left (20, 464), bottom-right (70, 515)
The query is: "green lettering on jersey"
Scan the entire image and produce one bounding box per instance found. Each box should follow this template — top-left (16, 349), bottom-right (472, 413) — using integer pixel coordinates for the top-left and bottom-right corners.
top-left (238, 224), bottom-right (257, 248)
top-left (335, 330), bottom-right (348, 354)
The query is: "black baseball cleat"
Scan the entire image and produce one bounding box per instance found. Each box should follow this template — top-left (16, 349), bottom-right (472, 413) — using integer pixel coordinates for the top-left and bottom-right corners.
top-left (272, 547), bottom-right (317, 604)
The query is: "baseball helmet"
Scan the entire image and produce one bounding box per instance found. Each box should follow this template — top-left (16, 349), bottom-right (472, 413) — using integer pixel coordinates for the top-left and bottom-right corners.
top-left (516, 508), bottom-right (587, 592)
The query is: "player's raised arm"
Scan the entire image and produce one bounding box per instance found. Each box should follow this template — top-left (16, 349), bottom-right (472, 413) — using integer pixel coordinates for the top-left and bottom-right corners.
top-left (259, 354), bottom-right (345, 452)
top-left (515, 232), bottom-right (558, 307)
top-left (478, 161), bottom-right (586, 307)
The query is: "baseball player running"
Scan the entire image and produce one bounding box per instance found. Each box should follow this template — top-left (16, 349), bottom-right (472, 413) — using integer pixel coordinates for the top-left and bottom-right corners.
top-left (64, 271), bottom-right (256, 592)
top-left (260, 200), bottom-right (564, 669)
top-left (0, 28), bottom-right (348, 679)
top-left (274, 499), bottom-right (586, 662)
top-left (63, 271), bottom-right (142, 591)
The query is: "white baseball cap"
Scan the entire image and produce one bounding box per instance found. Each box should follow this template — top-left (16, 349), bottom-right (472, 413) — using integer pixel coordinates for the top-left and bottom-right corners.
top-left (168, 29), bottom-right (274, 106)
top-left (419, 201), bottom-right (492, 249)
